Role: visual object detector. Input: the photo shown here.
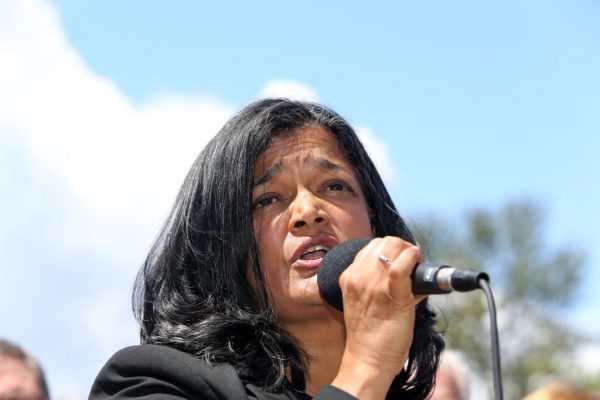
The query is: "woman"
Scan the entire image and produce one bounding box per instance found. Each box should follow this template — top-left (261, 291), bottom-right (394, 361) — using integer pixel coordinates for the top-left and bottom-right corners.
top-left (90, 98), bottom-right (444, 400)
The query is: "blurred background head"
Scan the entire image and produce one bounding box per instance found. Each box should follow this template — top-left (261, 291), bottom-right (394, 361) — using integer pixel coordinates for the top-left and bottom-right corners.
top-left (430, 350), bottom-right (471, 400)
top-left (523, 379), bottom-right (600, 400)
top-left (0, 339), bottom-right (49, 400)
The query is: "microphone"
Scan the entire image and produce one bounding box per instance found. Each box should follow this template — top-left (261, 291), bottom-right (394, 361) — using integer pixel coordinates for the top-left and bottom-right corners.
top-left (317, 238), bottom-right (489, 311)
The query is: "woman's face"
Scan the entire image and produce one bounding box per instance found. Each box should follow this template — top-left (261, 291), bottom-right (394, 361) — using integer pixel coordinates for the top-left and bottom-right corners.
top-left (252, 126), bottom-right (372, 326)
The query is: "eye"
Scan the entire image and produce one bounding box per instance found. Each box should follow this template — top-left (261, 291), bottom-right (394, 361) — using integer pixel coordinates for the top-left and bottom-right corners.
top-left (325, 181), bottom-right (354, 192)
top-left (253, 194), bottom-right (279, 209)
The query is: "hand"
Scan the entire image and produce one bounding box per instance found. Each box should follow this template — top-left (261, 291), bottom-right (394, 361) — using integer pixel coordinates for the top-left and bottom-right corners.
top-left (331, 236), bottom-right (424, 399)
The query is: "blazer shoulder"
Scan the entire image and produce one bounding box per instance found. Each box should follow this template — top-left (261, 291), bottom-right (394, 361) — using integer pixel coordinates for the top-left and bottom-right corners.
top-left (90, 345), bottom-right (248, 400)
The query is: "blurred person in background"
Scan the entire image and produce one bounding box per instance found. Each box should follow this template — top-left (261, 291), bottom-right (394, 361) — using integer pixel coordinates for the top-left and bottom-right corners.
top-left (429, 350), bottom-right (470, 400)
top-left (522, 379), bottom-right (600, 400)
top-left (0, 339), bottom-right (49, 400)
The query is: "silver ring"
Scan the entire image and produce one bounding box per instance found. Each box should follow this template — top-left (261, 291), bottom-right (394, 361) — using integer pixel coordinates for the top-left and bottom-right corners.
top-left (378, 253), bottom-right (392, 264)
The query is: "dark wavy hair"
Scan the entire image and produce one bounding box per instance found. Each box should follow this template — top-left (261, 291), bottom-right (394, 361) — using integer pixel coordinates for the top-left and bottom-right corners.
top-left (134, 98), bottom-right (444, 399)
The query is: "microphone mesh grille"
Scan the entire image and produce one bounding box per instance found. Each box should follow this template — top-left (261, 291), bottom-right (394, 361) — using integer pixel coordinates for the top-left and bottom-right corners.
top-left (317, 238), bottom-right (370, 311)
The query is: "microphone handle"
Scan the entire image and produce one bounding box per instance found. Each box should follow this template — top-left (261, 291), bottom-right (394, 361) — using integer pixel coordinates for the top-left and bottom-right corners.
top-left (412, 263), bottom-right (489, 294)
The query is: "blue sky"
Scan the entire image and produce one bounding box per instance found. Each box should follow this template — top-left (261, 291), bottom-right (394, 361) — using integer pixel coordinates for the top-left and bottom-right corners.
top-left (1, 0), bottom-right (598, 398)
top-left (54, 0), bottom-right (600, 226)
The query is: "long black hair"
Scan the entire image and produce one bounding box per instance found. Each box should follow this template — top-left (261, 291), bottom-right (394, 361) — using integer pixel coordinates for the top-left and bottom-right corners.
top-left (134, 98), bottom-right (444, 399)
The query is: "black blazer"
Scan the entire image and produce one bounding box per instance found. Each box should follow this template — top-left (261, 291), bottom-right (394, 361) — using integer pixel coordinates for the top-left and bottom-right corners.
top-left (89, 345), bottom-right (357, 400)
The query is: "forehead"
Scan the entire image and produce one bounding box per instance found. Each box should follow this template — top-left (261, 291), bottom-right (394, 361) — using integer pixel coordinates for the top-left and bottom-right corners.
top-left (255, 126), bottom-right (349, 172)
top-left (0, 356), bottom-right (42, 397)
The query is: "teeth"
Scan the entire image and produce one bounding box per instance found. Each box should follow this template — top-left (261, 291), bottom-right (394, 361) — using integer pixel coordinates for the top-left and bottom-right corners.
top-left (303, 245), bottom-right (330, 255)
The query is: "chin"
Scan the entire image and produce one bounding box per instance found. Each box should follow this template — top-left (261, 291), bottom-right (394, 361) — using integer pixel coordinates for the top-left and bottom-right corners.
top-left (301, 275), bottom-right (323, 301)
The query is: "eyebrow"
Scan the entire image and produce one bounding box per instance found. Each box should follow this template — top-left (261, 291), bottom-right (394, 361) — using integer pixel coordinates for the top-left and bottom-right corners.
top-left (254, 161), bottom-right (283, 187)
top-left (317, 157), bottom-right (343, 171)
top-left (253, 156), bottom-right (344, 187)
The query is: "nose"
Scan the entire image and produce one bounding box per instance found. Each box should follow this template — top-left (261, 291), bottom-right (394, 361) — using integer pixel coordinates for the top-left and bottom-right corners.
top-left (288, 190), bottom-right (329, 233)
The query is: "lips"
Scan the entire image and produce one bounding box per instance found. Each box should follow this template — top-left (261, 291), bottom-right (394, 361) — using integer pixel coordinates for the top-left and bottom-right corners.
top-left (300, 245), bottom-right (330, 261)
top-left (291, 236), bottom-right (338, 270)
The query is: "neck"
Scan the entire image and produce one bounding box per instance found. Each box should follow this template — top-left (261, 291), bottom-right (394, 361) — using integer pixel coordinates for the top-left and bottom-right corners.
top-left (280, 310), bottom-right (346, 396)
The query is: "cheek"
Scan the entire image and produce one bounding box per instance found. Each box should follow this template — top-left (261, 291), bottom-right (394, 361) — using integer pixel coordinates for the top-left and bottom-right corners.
top-left (254, 218), bottom-right (274, 254)
top-left (253, 215), bottom-right (285, 280)
top-left (342, 203), bottom-right (373, 237)
top-left (254, 210), bottom-right (289, 249)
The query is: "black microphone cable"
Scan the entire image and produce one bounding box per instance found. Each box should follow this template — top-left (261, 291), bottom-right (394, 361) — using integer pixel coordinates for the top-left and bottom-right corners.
top-left (478, 278), bottom-right (503, 400)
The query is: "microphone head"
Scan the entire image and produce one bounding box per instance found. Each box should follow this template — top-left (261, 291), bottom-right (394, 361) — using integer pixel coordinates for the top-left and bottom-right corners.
top-left (317, 238), bottom-right (370, 311)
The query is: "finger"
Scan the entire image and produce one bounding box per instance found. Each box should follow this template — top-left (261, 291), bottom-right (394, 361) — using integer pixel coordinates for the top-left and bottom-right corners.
top-left (386, 244), bottom-right (421, 307)
top-left (376, 236), bottom-right (412, 264)
top-left (380, 253), bottom-right (428, 304)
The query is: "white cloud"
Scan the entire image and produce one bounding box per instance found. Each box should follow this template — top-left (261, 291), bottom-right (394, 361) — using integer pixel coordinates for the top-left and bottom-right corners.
top-left (0, 1), bottom-right (400, 398)
top-left (0, 0), bottom-right (233, 396)
top-left (355, 125), bottom-right (396, 188)
top-left (258, 79), bottom-right (320, 102)
top-left (0, 0), bottom-right (234, 253)
top-left (79, 287), bottom-right (140, 356)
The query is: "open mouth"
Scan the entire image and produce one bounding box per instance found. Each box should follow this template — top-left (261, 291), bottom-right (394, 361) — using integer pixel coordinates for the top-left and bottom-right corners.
top-left (299, 245), bottom-right (330, 261)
